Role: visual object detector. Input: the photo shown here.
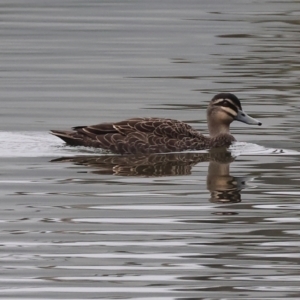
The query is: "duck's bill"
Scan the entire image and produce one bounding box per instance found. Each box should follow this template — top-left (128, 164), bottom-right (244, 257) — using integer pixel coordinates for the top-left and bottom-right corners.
top-left (235, 109), bottom-right (262, 126)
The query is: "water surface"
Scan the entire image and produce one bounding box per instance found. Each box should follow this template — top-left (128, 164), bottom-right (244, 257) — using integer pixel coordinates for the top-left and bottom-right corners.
top-left (1, 0), bottom-right (300, 299)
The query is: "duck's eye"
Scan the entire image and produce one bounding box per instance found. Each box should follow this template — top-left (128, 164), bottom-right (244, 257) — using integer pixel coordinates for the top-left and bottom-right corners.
top-left (222, 100), bottom-right (229, 107)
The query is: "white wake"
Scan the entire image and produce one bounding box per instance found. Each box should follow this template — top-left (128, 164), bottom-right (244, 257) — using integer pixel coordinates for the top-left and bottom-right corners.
top-left (0, 132), bottom-right (298, 158)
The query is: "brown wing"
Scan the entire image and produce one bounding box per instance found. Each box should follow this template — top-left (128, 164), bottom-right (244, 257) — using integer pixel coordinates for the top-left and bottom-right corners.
top-left (51, 117), bottom-right (207, 154)
top-left (72, 118), bottom-right (142, 134)
top-left (76, 118), bottom-right (201, 137)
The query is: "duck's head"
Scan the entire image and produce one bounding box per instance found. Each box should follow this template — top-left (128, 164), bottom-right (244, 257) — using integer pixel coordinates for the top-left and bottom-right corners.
top-left (207, 93), bottom-right (261, 137)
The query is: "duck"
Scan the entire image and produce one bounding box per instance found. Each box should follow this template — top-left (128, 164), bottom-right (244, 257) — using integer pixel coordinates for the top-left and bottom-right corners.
top-left (51, 93), bottom-right (261, 154)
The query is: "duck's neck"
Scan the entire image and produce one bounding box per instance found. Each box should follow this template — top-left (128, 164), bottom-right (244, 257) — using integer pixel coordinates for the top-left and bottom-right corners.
top-left (207, 121), bottom-right (235, 148)
top-left (208, 120), bottom-right (231, 138)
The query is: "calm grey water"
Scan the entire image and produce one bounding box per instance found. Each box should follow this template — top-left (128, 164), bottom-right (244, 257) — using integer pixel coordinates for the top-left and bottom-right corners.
top-left (1, 0), bottom-right (300, 299)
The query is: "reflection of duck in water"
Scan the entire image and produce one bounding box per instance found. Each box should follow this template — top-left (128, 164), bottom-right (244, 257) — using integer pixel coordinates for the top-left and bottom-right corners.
top-left (51, 93), bottom-right (261, 154)
top-left (52, 148), bottom-right (247, 203)
top-left (206, 151), bottom-right (244, 204)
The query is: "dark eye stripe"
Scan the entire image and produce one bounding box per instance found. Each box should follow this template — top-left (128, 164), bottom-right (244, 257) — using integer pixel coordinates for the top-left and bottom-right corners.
top-left (211, 93), bottom-right (242, 110)
top-left (214, 100), bottom-right (238, 113)
top-left (224, 110), bottom-right (236, 118)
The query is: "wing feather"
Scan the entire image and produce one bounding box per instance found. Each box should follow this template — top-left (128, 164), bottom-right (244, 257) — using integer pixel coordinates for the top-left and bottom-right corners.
top-left (52, 117), bottom-right (207, 154)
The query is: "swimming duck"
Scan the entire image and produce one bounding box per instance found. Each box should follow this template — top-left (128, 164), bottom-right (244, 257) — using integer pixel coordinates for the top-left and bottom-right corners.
top-left (51, 93), bottom-right (261, 154)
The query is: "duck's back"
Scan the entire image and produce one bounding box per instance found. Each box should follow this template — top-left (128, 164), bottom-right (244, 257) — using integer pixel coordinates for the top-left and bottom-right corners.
top-left (51, 117), bottom-right (209, 154)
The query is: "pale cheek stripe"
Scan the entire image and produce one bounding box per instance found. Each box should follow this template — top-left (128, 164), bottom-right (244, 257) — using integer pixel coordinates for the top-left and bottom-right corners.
top-left (221, 107), bottom-right (237, 116)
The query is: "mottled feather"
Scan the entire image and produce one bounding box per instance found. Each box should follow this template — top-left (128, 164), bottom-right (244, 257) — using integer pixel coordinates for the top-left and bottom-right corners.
top-left (51, 118), bottom-right (213, 154)
top-left (51, 93), bottom-right (261, 154)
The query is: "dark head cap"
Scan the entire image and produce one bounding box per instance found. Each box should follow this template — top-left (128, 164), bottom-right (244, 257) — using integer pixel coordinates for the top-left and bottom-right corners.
top-left (211, 93), bottom-right (242, 110)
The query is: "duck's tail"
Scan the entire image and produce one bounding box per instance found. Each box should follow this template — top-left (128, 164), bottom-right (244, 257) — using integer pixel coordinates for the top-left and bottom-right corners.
top-left (50, 130), bottom-right (83, 146)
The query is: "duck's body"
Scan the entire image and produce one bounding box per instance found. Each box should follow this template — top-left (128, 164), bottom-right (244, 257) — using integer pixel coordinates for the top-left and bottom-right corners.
top-left (51, 93), bottom-right (261, 154)
top-left (51, 117), bottom-right (234, 154)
